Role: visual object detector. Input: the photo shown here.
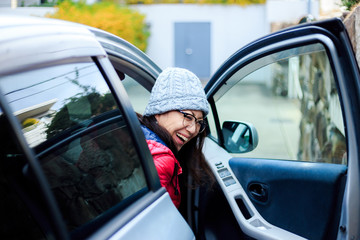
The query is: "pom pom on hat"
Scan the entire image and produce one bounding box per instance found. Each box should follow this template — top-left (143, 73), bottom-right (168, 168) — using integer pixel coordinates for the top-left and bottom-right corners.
top-left (143, 67), bottom-right (209, 116)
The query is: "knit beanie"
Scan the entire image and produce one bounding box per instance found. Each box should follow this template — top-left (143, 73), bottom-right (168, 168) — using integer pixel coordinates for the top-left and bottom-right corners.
top-left (143, 67), bottom-right (209, 117)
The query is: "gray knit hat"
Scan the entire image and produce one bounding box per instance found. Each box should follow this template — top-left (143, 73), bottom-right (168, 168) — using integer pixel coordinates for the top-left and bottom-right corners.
top-left (143, 67), bottom-right (209, 116)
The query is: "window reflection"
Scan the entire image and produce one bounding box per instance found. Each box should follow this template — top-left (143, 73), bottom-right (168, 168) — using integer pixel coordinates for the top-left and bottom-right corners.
top-left (1, 63), bottom-right (114, 147)
top-left (121, 75), bottom-right (151, 114)
top-left (0, 62), bottom-right (147, 232)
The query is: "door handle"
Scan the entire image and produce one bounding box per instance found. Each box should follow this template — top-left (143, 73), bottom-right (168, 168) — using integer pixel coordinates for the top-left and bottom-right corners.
top-left (248, 183), bottom-right (268, 203)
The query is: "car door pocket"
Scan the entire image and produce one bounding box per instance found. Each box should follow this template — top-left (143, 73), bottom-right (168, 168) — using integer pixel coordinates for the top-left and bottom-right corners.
top-left (248, 182), bottom-right (269, 203)
top-left (235, 196), bottom-right (253, 220)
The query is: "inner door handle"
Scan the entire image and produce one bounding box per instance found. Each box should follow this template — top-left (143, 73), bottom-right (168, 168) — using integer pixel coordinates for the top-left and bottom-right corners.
top-left (248, 182), bottom-right (269, 203)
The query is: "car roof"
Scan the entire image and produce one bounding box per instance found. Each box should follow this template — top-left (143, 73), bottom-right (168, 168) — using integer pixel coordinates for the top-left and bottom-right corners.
top-left (0, 15), bottom-right (106, 77)
top-left (90, 26), bottom-right (161, 80)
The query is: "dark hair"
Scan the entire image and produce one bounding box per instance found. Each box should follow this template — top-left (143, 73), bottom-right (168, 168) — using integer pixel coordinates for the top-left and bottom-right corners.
top-left (178, 129), bottom-right (214, 188)
top-left (138, 113), bottom-right (214, 188)
top-left (139, 114), bottom-right (178, 154)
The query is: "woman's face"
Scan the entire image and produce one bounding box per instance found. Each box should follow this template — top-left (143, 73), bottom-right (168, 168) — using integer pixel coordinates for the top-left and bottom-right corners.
top-left (155, 110), bottom-right (204, 151)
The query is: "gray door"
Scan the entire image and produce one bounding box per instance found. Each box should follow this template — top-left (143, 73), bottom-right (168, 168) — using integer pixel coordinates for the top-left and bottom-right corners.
top-left (175, 22), bottom-right (210, 79)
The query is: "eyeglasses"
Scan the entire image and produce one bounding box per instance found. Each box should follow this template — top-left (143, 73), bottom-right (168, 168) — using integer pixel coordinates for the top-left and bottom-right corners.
top-left (177, 110), bottom-right (207, 133)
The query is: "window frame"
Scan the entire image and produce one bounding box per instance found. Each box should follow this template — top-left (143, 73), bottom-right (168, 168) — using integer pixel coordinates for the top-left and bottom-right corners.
top-left (206, 34), bottom-right (348, 159)
top-left (210, 42), bottom-right (346, 163)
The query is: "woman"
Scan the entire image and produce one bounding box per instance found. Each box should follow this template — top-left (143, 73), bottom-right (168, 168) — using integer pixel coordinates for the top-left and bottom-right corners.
top-left (139, 67), bottom-right (213, 209)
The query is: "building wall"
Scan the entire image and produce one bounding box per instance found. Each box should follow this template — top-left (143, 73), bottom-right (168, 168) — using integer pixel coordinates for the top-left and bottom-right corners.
top-left (5, 0), bottom-right (40, 7)
top-left (266, 0), bottom-right (319, 22)
top-left (319, 0), bottom-right (342, 16)
top-left (132, 1), bottom-right (319, 75)
top-left (0, 2), bottom-right (10, 7)
top-left (132, 4), bottom-right (267, 76)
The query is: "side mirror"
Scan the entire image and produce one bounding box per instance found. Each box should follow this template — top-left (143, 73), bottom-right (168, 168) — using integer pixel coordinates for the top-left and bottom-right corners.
top-left (222, 121), bottom-right (258, 153)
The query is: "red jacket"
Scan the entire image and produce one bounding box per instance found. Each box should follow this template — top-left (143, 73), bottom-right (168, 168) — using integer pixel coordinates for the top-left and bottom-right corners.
top-left (142, 126), bottom-right (182, 208)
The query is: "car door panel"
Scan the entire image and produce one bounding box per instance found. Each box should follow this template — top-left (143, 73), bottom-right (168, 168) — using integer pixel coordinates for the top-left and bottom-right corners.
top-left (229, 157), bottom-right (347, 240)
top-left (196, 180), bottom-right (250, 240)
top-left (105, 192), bottom-right (194, 240)
top-left (201, 18), bottom-right (360, 240)
top-left (202, 138), bottom-right (306, 240)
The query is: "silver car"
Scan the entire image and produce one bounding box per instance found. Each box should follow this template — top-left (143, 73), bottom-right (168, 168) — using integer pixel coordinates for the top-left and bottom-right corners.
top-left (0, 14), bottom-right (359, 240)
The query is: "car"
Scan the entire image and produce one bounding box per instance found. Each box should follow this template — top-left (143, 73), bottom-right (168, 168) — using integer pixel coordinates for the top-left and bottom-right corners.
top-left (0, 14), bottom-right (359, 240)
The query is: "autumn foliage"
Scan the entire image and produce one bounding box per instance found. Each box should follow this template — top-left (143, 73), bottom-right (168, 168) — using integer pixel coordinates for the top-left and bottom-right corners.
top-left (47, 0), bottom-right (149, 52)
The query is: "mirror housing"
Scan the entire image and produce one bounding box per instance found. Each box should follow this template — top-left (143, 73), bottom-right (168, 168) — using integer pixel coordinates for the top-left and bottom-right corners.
top-left (222, 121), bottom-right (258, 153)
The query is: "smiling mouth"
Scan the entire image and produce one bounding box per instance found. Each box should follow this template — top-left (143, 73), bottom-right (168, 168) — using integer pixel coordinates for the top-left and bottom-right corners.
top-left (176, 133), bottom-right (189, 143)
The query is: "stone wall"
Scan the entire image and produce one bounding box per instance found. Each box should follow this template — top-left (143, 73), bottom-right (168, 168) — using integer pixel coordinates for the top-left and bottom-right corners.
top-left (270, 13), bottom-right (354, 164)
top-left (344, 5), bottom-right (360, 69)
top-left (296, 51), bottom-right (346, 164)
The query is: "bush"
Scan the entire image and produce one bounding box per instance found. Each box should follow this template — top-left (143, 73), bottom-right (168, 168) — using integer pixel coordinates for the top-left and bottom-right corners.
top-left (47, 0), bottom-right (149, 52)
top-left (341, 0), bottom-right (360, 11)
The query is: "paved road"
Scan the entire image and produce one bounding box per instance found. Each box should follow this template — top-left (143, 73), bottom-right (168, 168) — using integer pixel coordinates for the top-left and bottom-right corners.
top-left (209, 83), bottom-right (301, 160)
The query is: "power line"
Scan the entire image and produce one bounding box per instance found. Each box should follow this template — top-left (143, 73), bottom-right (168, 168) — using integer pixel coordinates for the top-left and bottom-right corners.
top-left (4, 64), bottom-right (94, 96)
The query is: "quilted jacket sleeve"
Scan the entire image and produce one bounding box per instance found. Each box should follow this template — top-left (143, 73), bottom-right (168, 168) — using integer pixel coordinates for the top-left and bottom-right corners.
top-left (147, 140), bottom-right (175, 186)
top-left (146, 139), bottom-right (181, 208)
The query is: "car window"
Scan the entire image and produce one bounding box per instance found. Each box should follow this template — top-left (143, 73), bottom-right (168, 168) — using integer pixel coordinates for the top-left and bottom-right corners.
top-left (209, 43), bottom-right (347, 164)
top-left (121, 74), bottom-right (151, 114)
top-left (0, 106), bottom-right (47, 239)
top-left (0, 62), bottom-right (147, 234)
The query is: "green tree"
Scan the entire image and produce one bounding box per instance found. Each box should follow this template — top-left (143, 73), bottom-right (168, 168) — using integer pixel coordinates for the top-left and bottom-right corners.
top-left (46, 73), bottom-right (117, 139)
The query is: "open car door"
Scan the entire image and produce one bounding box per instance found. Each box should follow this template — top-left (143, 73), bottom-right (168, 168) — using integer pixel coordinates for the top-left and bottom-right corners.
top-left (194, 18), bottom-right (360, 240)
